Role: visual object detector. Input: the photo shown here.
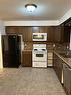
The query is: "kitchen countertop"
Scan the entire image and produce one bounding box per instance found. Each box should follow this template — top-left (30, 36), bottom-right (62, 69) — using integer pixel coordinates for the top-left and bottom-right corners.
top-left (54, 51), bottom-right (71, 68)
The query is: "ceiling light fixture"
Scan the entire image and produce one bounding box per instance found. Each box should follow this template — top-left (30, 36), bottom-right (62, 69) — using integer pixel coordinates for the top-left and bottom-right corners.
top-left (25, 4), bottom-right (37, 12)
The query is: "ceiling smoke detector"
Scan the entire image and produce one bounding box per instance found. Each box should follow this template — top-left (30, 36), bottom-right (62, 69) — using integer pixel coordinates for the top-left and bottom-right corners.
top-left (25, 4), bottom-right (37, 12)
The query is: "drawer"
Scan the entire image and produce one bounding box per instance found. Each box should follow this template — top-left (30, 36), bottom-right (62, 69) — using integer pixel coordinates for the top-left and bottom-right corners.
top-left (32, 62), bottom-right (47, 67)
top-left (48, 59), bottom-right (53, 64)
top-left (48, 53), bottom-right (53, 59)
top-left (48, 59), bottom-right (53, 66)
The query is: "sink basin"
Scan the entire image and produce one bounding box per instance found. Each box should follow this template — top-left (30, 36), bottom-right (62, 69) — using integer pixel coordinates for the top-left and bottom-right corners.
top-left (59, 53), bottom-right (71, 58)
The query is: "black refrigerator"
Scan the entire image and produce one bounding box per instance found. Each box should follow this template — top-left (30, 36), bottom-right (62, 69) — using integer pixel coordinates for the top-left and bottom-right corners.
top-left (2, 35), bottom-right (21, 68)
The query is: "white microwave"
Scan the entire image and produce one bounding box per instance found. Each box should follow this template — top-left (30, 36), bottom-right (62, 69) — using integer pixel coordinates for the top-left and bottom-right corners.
top-left (33, 33), bottom-right (47, 41)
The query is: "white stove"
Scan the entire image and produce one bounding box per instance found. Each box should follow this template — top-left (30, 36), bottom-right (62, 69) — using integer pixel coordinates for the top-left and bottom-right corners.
top-left (32, 44), bottom-right (47, 67)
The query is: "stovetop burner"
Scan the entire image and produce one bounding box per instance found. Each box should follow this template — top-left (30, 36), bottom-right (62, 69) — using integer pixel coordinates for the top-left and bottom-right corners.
top-left (33, 49), bottom-right (47, 51)
top-left (34, 49), bottom-right (38, 51)
top-left (33, 44), bottom-right (47, 51)
top-left (42, 49), bottom-right (46, 51)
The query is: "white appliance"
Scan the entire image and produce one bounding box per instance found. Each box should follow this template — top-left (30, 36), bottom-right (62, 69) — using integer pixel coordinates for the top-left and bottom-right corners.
top-left (33, 33), bottom-right (47, 41)
top-left (32, 44), bottom-right (47, 67)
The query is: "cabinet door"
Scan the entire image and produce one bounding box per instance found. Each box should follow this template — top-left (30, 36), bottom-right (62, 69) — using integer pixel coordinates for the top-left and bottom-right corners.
top-left (53, 26), bottom-right (61, 43)
top-left (47, 27), bottom-right (54, 42)
top-left (48, 52), bottom-right (53, 66)
top-left (53, 53), bottom-right (57, 71)
top-left (63, 64), bottom-right (71, 95)
top-left (22, 51), bottom-right (32, 67)
top-left (6, 26), bottom-right (19, 34)
top-left (32, 27), bottom-right (40, 33)
top-left (60, 24), bottom-right (64, 43)
top-left (39, 27), bottom-right (47, 33)
top-left (19, 27), bottom-right (32, 42)
top-left (57, 58), bottom-right (63, 82)
top-left (63, 26), bottom-right (70, 43)
top-left (53, 53), bottom-right (63, 83)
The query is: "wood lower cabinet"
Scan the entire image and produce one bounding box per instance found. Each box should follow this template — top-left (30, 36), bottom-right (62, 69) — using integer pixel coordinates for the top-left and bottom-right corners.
top-left (63, 64), bottom-right (71, 95)
top-left (53, 53), bottom-right (63, 83)
top-left (22, 51), bottom-right (32, 67)
top-left (53, 52), bottom-right (71, 95)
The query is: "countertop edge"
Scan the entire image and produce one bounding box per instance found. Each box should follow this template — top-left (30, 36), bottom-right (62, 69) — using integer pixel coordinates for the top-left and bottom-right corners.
top-left (53, 51), bottom-right (71, 68)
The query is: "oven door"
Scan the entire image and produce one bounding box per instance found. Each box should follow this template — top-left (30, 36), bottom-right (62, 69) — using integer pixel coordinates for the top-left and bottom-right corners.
top-left (32, 51), bottom-right (47, 62)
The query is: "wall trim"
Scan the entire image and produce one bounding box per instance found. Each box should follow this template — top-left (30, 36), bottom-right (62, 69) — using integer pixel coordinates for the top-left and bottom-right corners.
top-left (4, 20), bottom-right (59, 26)
top-left (59, 9), bottom-right (71, 24)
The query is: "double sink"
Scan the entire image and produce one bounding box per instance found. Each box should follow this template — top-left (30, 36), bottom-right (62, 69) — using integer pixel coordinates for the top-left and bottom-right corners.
top-left (59, 52), bottom-right (71, 58)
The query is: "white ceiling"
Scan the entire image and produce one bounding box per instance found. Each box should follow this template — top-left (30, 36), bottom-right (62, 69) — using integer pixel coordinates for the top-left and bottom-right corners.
top-left (0, 0), bottom-right (71, 21)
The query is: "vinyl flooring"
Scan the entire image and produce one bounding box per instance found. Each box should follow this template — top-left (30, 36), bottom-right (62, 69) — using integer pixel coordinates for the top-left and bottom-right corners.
top-left (0, 68), bottom-right (66, 95)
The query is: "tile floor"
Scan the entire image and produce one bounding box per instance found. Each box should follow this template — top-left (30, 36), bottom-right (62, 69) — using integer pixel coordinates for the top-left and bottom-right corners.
top-left (0, 68), bottom-right (66, 95)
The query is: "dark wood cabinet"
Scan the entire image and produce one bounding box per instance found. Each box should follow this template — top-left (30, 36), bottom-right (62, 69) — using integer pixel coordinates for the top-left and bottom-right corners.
top-left (53, 26), bottom-right (61, 43)
top-left (63, 26), bottom-right (70, 43)
top-left (5, 18), bottom-right (71, 43)
top-left (39, 26), bottom-right (47, 33)
top-left (23, 27), bottom-right (32, 41)
top-left (53, 53), bottom-right (63, 83)
top-left (60, 24), bottom-right (70, 43)
top-left (53, 52), bottom-right (71, 95)
top-left (47, 27), bottom-right (54, 42)
top-left (60, 17), bottom-right (71, 43)
top-left (6, 26), bottom-right (62, 43)
top-left (32, 27), bottom-right (40, 33)
top-left (6, 26), bottom-right (33, 42)
top-left (22, 51), bottom-right (32, 67)
top-left (6, 26), bottom-right (19, 34)
top-left (63, 64), bottom-right (71, 95)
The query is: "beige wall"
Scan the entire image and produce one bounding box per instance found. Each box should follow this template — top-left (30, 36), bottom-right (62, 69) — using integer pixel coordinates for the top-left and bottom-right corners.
top-left (0, 35), bottom-right (3, 68)
top-left (0, 20), bottom-right (5, 35)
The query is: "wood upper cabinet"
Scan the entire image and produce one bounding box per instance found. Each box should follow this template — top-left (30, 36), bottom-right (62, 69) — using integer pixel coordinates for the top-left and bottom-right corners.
top-left (47, 27), bottom-right (54, 42)
top-left (63, 64), bottom-right (71, 95)
top-left (6, 26), bottom-right (32, 41)
top-left (39, 27), bottom-right (47, 33)
top-left (24, 27), bottom-right (32, 41)
top-left (6, 26), bottom-right (19, 34)
top-left (53, 26), bottom-right (61, 43)
top-left (22, 51), bottom-right (32, 67)
top-left (59, 23), bottom-right (70, 43)
top-left (60, 24), bottom-right (64, 43)
top-left (30, 26), bottom-right (60, 42)
top-left (32, 27), bottom-right (40, 33)
top-left (6, 26), bottom-right (63, 43)
top-left (18, 26), bottom-right (32, 41)
top-left (63, 26), bottom-right (70, 43)
top-left (47, 26), bottom-right (62, 42)
top-left (60, 18), bottom-right (71, 43)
